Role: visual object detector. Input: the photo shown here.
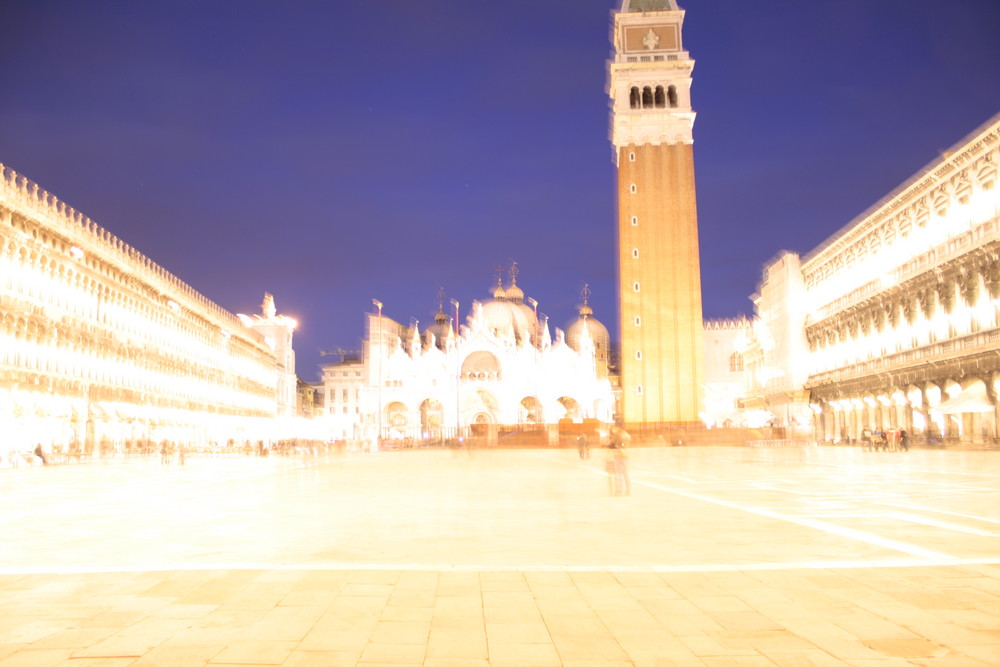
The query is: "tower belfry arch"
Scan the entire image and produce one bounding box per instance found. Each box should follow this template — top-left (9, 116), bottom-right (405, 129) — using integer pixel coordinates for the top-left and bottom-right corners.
top-left (609, 0), bottom-right (704, 426)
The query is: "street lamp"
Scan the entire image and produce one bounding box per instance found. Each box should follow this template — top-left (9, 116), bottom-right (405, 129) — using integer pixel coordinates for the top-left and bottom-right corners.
top-left (373, 299), bottom-right (383, 452)
top-left (450, 298), bottom-right (460, 442)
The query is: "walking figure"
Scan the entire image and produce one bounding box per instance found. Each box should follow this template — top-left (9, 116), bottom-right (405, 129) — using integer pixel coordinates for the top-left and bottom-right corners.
top-left (577, 433), bottom-right (590, 459)
top-left (608, 426), bottom-right (631, 496)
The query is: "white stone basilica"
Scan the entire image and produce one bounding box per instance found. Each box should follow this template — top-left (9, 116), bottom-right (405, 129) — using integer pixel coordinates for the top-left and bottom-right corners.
top-left (320, 269), bottom-right (615, 447)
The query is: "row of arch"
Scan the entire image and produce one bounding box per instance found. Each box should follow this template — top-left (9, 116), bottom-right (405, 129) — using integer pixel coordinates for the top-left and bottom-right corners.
top-left (1, 168), bottom-right (241, 328)
top-left (1, 239), bottom-right (262, 367)
top-left (807, 262), bottom-right (1000, 374)
top-left (812, 376), bottom-right (999, 444)
top-left (2, 222), bottom-right (281, 416)
top-left (381, 394), bottom-right (594, 435)
top-left (2, 330), bottom-right (275, 411)
top-left (3, 230), bottom-right (277, 382)
top-left (628, 84), bottom-right (678, 109)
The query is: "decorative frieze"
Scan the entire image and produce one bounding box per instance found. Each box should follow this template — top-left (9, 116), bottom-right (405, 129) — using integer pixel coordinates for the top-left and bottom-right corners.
top-left (801, 118), bottom-right (1000, 304)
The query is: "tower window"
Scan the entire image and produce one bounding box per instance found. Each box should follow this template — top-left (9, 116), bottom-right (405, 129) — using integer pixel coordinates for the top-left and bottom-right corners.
top-left (632, 248), bottom-right (639, 259)
top-left (636, 384), bottom-right (643, 395)
top-left (654, 86), bottom-right (665, 108)
top-left (629, 87), bottom-right (640, 109)
top-left (633, 282), bottom-right (640, 292)
top-left (631, 216), bottom-right (638, 226)
top-left (641, 86), bottom-right (653, 109)
top-left (629, 184), bottom-right (637, 194)
top-left (635, 350), bottom-right (642, 360)
top-left (634, 316), bottom-right (641, 326)
top-left (667, 85), bottom-right (678, 108)
top-left (629, 152), bottom-right (636, 162)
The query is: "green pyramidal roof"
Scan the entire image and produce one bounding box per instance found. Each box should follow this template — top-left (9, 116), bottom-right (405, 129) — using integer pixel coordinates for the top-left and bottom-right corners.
top-left (623, 0), bottom-right (678, 11)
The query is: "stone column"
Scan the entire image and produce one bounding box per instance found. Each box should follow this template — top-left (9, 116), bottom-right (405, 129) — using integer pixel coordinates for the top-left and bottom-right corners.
top-left (986, 377), bottom-right (999, 444)
top-left (925, 381), bottom-right (940, 444)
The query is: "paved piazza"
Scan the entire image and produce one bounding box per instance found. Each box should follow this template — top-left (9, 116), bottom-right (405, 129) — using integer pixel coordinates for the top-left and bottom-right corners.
top-left (1, 446), bottom-right (999, 666)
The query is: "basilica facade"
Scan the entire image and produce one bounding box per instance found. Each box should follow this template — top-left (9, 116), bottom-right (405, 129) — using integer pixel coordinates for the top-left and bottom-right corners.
top-left (0, 163), bottom-right (297, 460)
top-left (743, 114), bottom-right (1000, 444)
top-left (320, 274), bottom-right (615, 447)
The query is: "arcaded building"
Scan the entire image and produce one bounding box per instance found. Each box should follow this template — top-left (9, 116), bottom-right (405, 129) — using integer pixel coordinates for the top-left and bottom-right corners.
top-left (746, 114), bottom-right (1000, 444)
top-left (0, 164), bottom-right (294, 458)
top-left (609, 0), bottom-right (705, 427)
top-left (320, 273), bottom-right (615, 446)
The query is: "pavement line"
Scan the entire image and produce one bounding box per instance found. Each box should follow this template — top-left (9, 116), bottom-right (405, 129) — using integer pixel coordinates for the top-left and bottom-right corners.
top-left (3, 557), bottom-right (1000, 576)
top-left (634, 478), bottom-right (954, 560)
top-left (537, 451), bottom-right (957, 561)
top-left (876, 500), bottom-right (1000, 526)
top-left (882, 511), bottom-right (1000, 536)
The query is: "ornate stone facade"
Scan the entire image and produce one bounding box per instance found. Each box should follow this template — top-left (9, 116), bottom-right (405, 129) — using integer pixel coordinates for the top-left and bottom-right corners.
top-left (701, 318), bottom-right (753, 428)
top-left (0, 164), bottom-right (290, 460)
top-left (748, 114), bottom-right (1000, 444)
top-left (320, 278), bottom-right (615, 447)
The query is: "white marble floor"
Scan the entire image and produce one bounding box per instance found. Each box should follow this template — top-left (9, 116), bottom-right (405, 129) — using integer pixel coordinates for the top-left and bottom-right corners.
top-left (1, 445), bottom-right (998, 665)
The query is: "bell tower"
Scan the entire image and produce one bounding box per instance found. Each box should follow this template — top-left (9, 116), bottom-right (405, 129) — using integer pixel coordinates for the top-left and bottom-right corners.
top-left (609, 0), bottom-right (704, 426)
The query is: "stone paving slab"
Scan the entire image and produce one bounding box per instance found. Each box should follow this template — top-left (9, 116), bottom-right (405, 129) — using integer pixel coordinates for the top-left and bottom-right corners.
top-left (1, 446), bottom-right (999, 665)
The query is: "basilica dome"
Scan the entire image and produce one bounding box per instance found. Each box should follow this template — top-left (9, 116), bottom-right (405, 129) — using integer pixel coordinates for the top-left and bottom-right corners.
top-left (566, 302), bottom-right (611, 376)
top-left (479, 279), bottom-right (537, 343)
top-left (423, 308), bottom-right (451, 349)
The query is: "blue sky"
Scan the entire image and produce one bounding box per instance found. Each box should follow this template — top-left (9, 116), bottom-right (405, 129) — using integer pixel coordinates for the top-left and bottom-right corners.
top-left (2, 0), bottom-right (998, 381)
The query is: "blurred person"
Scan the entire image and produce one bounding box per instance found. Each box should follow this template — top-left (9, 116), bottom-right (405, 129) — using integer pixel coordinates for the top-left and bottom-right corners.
top-left (33, 443), bottom-right (49, 466)
top-left (608, 426), bottom-right (631, 496)
top-left (577, 433), bottom-right (590, 459)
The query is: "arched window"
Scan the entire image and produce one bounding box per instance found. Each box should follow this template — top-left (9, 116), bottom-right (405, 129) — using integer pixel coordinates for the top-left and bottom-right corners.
top-left (629, 87), bottom-right (640, 109)
top-left (729, 352), bottom-right (744, 373)
top-left (641, 86), bottom-right (653, 108)
top-left (654, 86), bottom-right (665, 108)
top-left (667, 85), bottom-right (678, 108)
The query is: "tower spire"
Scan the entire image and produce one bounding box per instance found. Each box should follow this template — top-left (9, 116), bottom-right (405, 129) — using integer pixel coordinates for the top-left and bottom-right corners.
top-left (580, 283), bottom-right (594, 317)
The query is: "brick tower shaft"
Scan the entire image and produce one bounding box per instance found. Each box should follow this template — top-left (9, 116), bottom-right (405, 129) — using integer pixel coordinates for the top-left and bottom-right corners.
top-left (609, 0), bottom-right (705, 426)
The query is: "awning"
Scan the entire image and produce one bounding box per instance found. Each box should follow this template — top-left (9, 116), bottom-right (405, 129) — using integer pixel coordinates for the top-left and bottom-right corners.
top-left (936, 383), bottom-right (995, 414)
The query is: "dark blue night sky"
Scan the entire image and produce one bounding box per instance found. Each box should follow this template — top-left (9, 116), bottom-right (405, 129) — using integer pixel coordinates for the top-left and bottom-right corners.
top-left (2, 0), bottom-right (998, 381)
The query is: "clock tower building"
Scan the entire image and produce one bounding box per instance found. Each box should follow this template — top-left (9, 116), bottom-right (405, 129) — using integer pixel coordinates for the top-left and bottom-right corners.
top-left (609, 0), bottom-right (704, 426)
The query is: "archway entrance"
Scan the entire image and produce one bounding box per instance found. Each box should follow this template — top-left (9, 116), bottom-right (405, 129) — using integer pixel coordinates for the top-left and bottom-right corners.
top-left (419, 398), bottom-right (443, 443)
